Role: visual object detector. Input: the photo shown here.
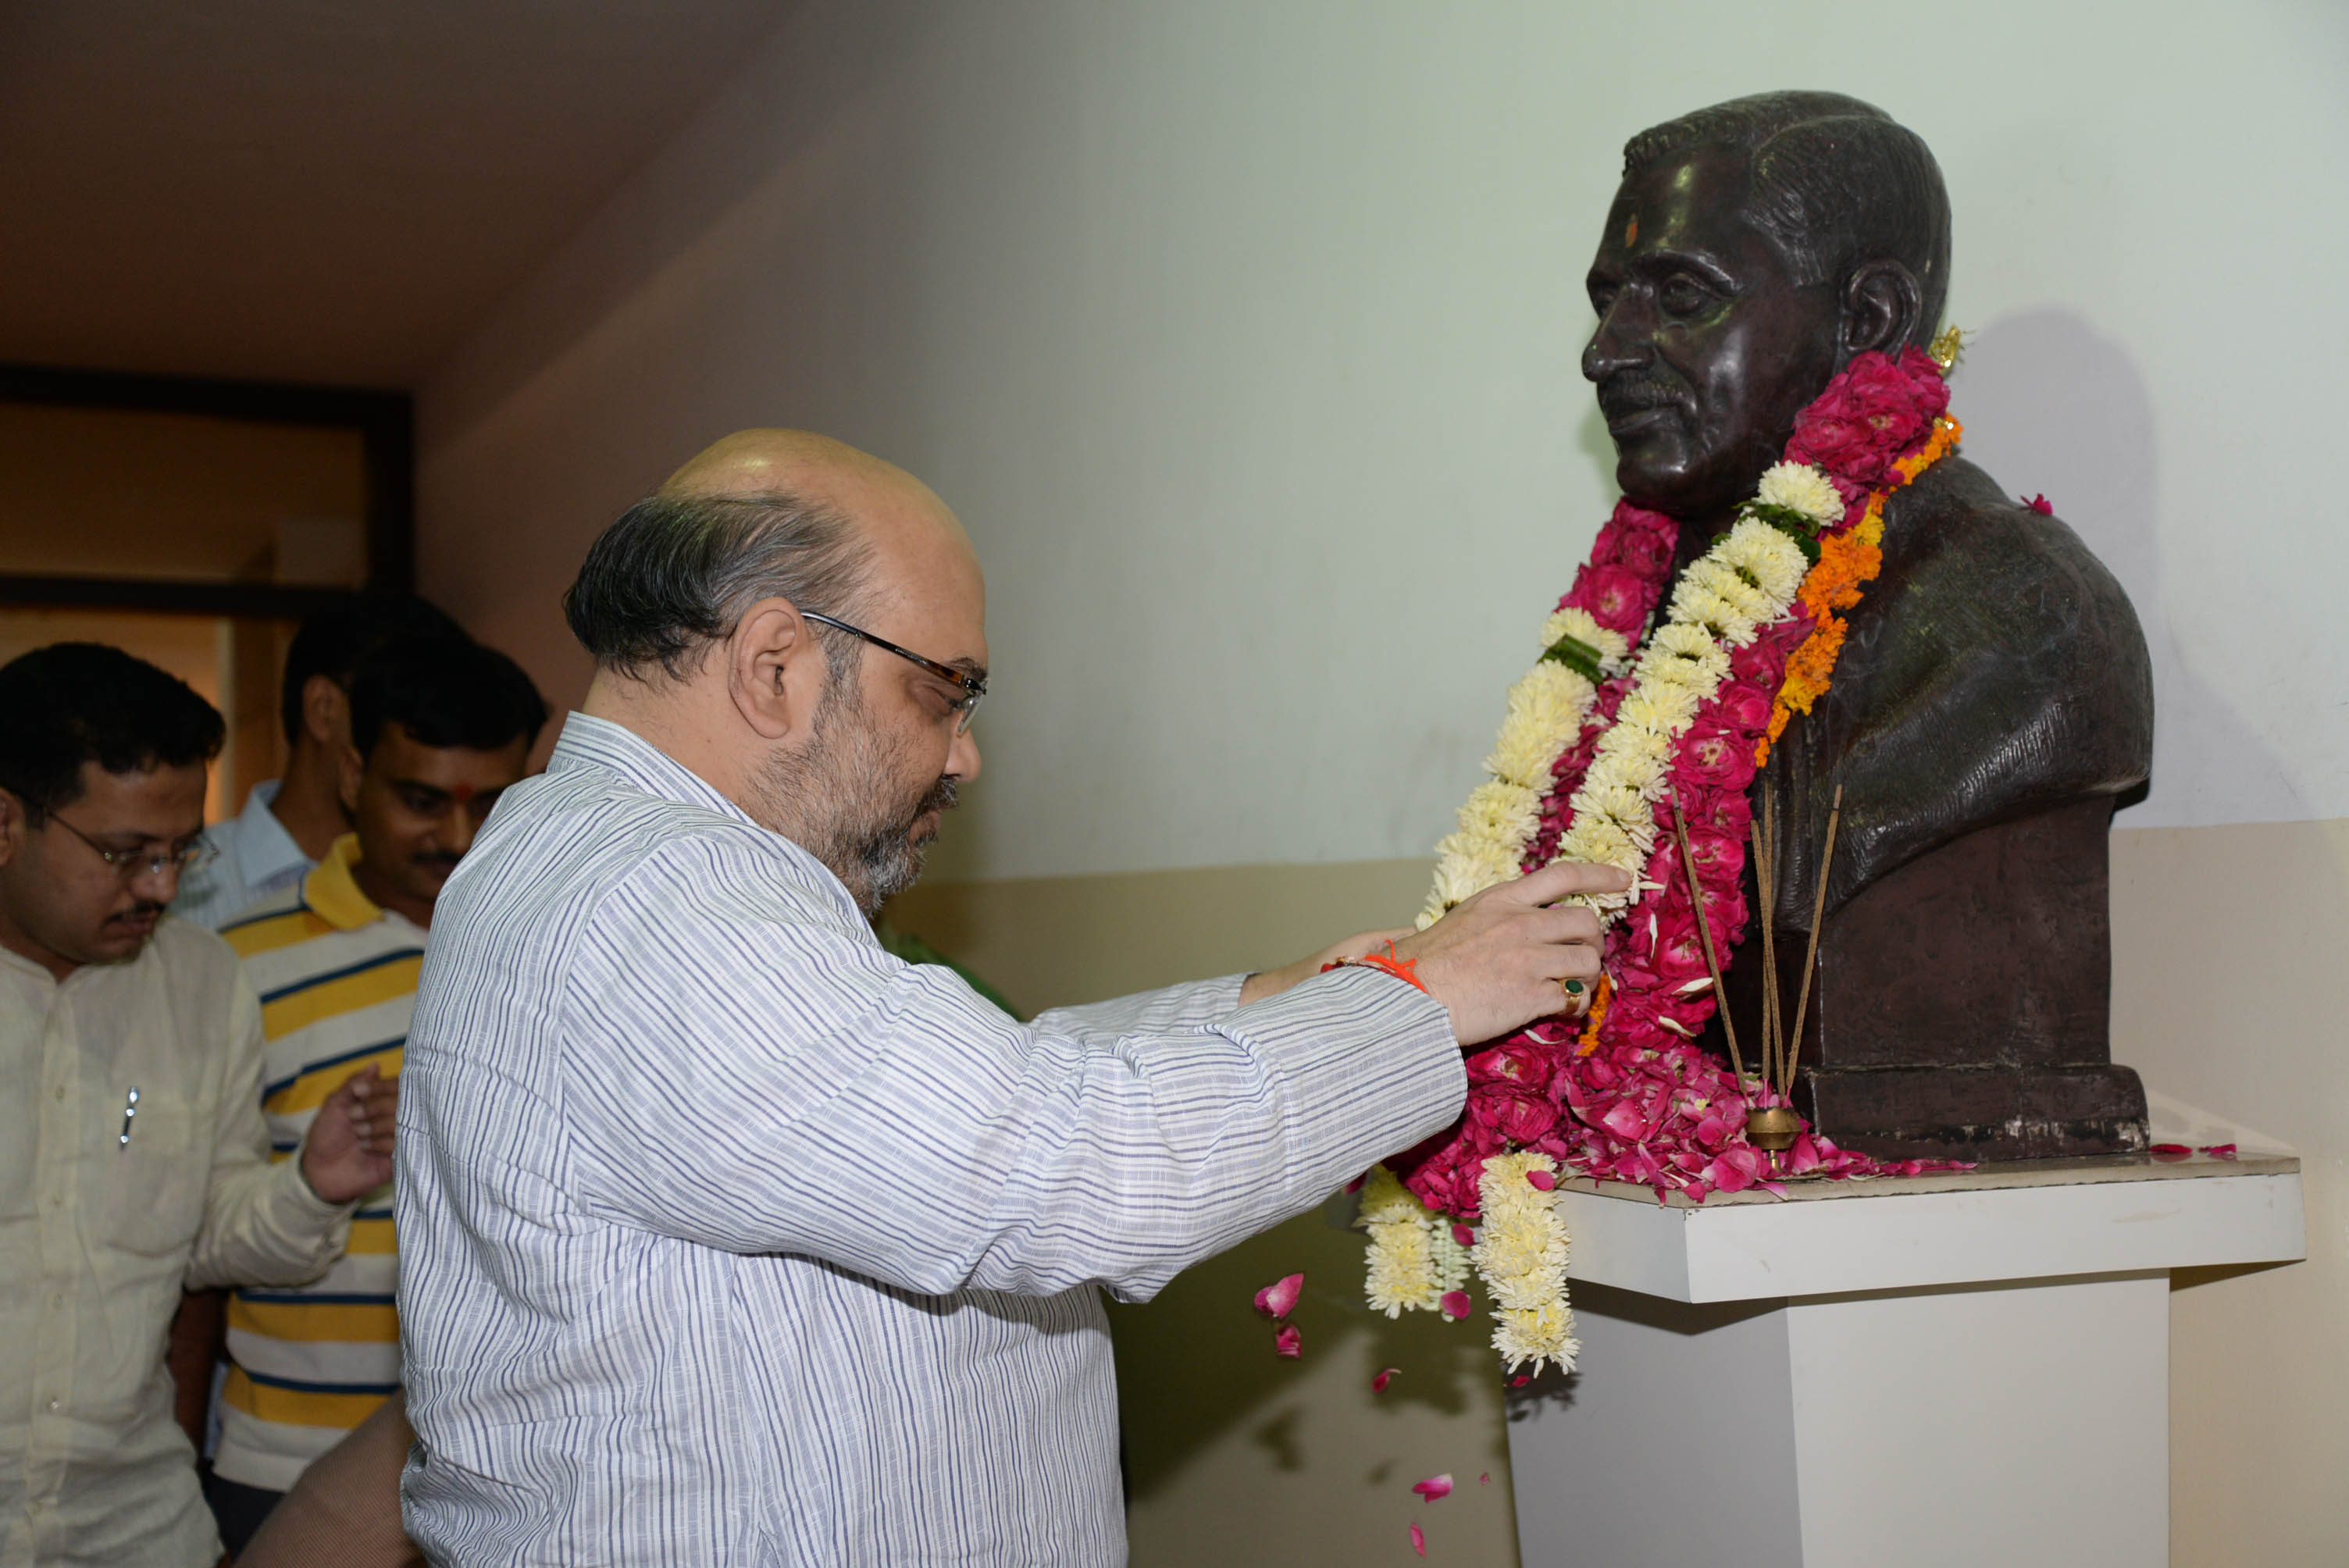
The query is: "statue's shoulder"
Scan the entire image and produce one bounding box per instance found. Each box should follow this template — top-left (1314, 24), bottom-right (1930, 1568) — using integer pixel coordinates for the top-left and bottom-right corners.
top-left (1831, 452), bottom-right (2153, 797)
top-left (1877, 454), bottom-right (2148, 675)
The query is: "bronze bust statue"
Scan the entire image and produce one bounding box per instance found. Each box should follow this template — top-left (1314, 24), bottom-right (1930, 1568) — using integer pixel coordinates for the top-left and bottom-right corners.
top-left (1581, 92), bottom-right (2153, 1160)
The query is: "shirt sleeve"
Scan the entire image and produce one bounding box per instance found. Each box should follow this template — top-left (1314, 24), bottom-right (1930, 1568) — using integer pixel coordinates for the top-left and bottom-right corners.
top-left (1030, 973), bottom-right (1247, 1041)
top-left (558, 838), bottom-right (1464, 1303)
top-left (185, 970), bottom-right (355, 1290)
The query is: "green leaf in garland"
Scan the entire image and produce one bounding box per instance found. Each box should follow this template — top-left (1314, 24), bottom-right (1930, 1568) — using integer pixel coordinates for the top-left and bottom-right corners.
top-left (1741, 502), bottom-right (1824, 564)
top-left (1540, 633), bottom-right (1605, 683)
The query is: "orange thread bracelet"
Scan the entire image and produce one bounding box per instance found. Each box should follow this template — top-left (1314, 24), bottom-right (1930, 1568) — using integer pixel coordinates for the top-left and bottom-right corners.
top-left (1319, 942), bottom-right (1428, 996)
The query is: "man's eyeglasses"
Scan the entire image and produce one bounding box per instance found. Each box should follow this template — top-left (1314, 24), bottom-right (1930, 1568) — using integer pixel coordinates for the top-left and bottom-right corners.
top-left (47, 814), bottom-right (217, 882)
top-left (802, 612), bottom-right (986, 734)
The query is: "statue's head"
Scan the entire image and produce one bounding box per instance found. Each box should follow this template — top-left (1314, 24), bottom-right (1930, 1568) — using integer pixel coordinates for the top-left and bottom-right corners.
top-left (1583, 92), bottom-right (1952, 519)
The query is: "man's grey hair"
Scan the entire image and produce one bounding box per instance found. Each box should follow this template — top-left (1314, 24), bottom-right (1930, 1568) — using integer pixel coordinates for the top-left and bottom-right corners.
top-left (1624, 91), bottom-right (1951, 349)
top-left (564, 491), bottom-right (875, 682)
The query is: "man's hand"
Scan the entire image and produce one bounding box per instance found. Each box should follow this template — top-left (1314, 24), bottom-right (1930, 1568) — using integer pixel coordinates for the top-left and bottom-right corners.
top-left (1389, 861), bottom-right (1630, 1046)
top-left (300, 1064), bottom-right (398, 1204)
top-left (1239, 927), bottom-right (1417, 1007)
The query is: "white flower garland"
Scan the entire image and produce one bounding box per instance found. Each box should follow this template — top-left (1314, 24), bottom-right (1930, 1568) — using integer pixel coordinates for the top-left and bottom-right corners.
top-left (1551, 511), bottom-right (1814, 923)
top-left (1417, 608), bottom-right (1627, 928)
top-left (1357, 1165), bottom-right (1469, 1317)
top-left (1473, 1152), bottom-right (1577, 1374)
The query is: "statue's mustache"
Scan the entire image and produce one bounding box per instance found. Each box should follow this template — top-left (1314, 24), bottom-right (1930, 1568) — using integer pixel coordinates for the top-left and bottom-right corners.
top-left (1596, 372), bottom-right (1691, 425)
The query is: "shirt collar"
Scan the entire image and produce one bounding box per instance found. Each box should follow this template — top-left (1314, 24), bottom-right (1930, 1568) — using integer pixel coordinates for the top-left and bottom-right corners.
top-left (301, 833), bottom-right (384, 932)
top-left (547, 712), bottom-right (865, 922)
top-left (228, 779), bottom-right (310, 889)
top-left (549, 712), bottom-right (759, 825)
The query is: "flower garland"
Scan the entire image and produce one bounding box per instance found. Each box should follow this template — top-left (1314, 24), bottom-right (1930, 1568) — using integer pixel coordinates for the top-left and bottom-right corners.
top-left (1358, 1165), bottom-right (1469, 1317)
top-left (1367, 347), bottom-right (1966, 1343)
top-left (1470, 1152), bottom-right (1575, 1374)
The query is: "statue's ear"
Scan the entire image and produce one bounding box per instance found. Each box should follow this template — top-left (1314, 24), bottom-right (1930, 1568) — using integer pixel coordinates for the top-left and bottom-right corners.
top-left (1837, 259), bottom-right (1924, 364)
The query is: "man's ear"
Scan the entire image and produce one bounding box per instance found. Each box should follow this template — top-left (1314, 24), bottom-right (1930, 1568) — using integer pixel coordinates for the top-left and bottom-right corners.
top-left (0, 789), bottom-right (28, 871)
top-left (725, 598), bottom-right (823, 743)
top-left (1837, 259), bottom-right (1925, 365)
top-left (302, 674), bottom-right (349, 749)
top-left (337, 743), bottom-right (365, 817)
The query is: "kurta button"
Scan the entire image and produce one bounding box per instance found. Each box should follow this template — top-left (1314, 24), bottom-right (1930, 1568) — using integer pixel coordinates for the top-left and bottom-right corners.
top-left (46, 1399), bottom-right (60, 1413)
top-left (52, 1085), bottom-right (64, 1099)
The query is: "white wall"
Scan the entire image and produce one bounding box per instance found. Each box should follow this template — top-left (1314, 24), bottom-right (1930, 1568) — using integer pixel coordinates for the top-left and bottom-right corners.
top-left (420, 0), bottom-right (2349, 883)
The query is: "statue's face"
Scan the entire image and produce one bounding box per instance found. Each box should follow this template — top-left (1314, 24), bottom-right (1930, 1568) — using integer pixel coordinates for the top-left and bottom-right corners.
top-left (1582, 144), bottom-right (1844, 520)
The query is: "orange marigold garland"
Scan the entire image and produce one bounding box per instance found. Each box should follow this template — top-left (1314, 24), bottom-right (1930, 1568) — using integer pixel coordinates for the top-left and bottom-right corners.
top-left (1756, 414), bottom-right (1962, 764)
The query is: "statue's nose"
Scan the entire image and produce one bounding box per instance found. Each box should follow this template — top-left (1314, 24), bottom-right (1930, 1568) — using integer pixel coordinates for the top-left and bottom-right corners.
top-left (1581, 295), bottom-right (1652, 384)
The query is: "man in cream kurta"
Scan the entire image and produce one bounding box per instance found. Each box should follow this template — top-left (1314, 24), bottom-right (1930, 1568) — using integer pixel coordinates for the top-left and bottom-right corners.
top-left (0, 642), bottom-right (399, 1568)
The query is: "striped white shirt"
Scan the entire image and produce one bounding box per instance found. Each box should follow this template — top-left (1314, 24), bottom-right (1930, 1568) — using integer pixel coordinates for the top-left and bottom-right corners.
top-left (215, 834), bottom-right (420, 1491)
top-left (396, 714), bottom-right (1465, 1565)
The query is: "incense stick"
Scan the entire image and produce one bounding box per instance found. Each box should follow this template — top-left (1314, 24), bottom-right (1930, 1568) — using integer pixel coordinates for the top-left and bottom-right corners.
top-left (1668, 787), bottom-right (1745, 1085)
top-left (1786, 781), bottom-right (1845, 1070)
top-left (1751, 809), bottom-right (1782, 1101)
top-left (1762, 791), bottom-right (1785, 1097)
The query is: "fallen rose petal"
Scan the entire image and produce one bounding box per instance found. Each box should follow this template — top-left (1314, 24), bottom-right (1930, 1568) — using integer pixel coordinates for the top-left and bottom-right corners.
top-left (1372, 1367), bottom-right (1399, 1394)
top-left (1274, 1324), bottom-right (1302, 1359)
top-left (1254, 1272), bottom-right (1304, 1320)
top-left (1438, 1290), bottom-right (1471, 1320)
top-left (1510, 1374), bottom-right (1532, 1387)
top-left (1410, 1523), bottom-right (1427, 1557)
top-left (1413, 1474), bottom-right (1455, 1502)
top-left (2200, 1142), bottom-right (2238, 1160)
top-left (1452, 1224), bottom-right (1476, 1248)
top-left (2150, 1143), bottom-right (2192, 1162)
top-left (1525, 1168), bottom-right (1557, 1191)
top-left (1478, 1473), bottom-right (1491, 1485)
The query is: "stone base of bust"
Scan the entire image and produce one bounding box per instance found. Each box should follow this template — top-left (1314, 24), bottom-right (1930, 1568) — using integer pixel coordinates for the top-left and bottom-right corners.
top-left (1723, 799), bottom-right (2151, 1161)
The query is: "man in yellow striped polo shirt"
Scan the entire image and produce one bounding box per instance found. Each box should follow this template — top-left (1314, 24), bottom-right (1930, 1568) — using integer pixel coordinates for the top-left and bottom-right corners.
top-left (207, 636), bottom-right (544, 1548)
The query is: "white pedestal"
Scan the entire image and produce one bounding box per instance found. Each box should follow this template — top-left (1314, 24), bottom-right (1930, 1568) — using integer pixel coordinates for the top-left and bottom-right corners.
top-left (1505, 1154), bottom-right (2304, 1568)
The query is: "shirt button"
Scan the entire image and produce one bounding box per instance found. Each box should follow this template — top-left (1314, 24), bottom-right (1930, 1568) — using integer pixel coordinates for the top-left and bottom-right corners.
top-left (52, 1085), bottom-right (65, 1100)
top-left (47, 1399), bottom-right (60, 1413)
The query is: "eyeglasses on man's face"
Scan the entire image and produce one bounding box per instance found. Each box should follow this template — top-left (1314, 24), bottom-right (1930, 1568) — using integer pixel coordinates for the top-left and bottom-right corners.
top-left (802, 612), bottom-right (986, 734)
top-left (46, 812), bottom-right (217, 883)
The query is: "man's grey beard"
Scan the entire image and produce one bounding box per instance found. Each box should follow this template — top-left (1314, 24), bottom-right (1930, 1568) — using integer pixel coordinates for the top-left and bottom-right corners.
top-left (749, 672), bottom-right (959, 916)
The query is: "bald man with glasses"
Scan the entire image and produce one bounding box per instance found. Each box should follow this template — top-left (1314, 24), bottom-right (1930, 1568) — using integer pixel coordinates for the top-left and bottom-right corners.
top-left (0, 643), bottom-right (396, 1568)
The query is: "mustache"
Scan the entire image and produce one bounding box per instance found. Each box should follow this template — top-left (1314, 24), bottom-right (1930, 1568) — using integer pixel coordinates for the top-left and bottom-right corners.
top-left (914, 777), bottom-right (960, 818)
top-left (108, 901), bottom-right (166, 925)
top-left (1595, 372), bottom-right (1691, 423)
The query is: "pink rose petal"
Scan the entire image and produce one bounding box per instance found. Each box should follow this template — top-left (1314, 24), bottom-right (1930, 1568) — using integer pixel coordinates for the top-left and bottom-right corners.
top-left (1372, 1367), bottom-right (1399, 1393)
top-left (2150, 1143), bottom-right (2192, 1162)
top-left (2200, 1142), bottom-right (2238, 1160)
top-left (1273, 1323), bottom-right (1302, 1359)
top-left (1410, 1523), bottom-right (1427, 1557)
top-left (1438, 1290), bottom-right (1470, 1320)
top-left (1525, 1168), bottom-right (1556, 1191)
top-left (1478, 1473), bottom-right (1491, 1485)
top-left (1450, 1224), bottom-right (1476, 1248)
top-left (1413, 1474), bottom-right (1454, 1502)
top-left (1253, 1272), bottom-right (1304, 1320)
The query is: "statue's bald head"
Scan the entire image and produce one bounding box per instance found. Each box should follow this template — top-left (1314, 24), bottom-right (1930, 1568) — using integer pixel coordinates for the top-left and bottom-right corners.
top-left (568, 429), bottom-right (982, 682)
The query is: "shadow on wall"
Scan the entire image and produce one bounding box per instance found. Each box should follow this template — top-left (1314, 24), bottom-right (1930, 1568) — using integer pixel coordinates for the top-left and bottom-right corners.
top-left (1952, 308), bottom-right (2295, 825)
